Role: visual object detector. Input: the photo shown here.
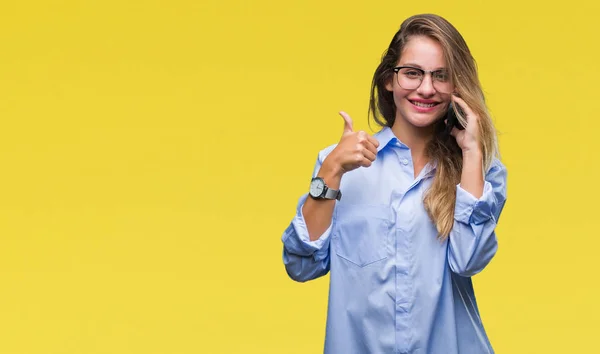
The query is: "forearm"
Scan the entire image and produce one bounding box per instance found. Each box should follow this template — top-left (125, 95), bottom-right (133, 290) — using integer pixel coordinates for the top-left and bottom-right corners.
top-left (459, 149), bottom-right (484, 198)
top-left (302, 160), bottom-right (343, 241)
top-left (448, 158), bottom-right (508, 276)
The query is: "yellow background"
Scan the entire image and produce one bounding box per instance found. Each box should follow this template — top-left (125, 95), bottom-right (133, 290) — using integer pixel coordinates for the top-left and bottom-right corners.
top-left (0, 0), bottom-right (598, 353)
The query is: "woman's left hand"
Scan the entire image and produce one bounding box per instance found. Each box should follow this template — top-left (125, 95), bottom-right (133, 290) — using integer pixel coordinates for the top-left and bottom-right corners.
top-left (449, 95), bottom-right (481, 154)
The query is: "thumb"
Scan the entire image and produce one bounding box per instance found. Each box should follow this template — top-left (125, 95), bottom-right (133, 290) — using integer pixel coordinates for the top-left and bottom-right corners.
top-left (339, 111), bottom-right (353, 133)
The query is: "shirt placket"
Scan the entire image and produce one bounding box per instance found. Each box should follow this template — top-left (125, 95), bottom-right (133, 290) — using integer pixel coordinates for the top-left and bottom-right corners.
top-left (392, 143), bottom-right (430, 354)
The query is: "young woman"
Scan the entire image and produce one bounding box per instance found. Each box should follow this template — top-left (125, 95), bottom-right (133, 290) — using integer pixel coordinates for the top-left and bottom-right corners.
top-left (281, 13), bottom-right (507, 354)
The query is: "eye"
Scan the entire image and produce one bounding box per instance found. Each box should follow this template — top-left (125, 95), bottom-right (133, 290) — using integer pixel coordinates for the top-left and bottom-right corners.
top-left (433, 71), bottom-right (449, 82)
top-left (402, 69), bottom-right (422, 79)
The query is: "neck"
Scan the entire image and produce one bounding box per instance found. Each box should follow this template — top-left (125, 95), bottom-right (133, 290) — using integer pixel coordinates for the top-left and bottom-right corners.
top-left (390, 117), bottom-right (436, 162)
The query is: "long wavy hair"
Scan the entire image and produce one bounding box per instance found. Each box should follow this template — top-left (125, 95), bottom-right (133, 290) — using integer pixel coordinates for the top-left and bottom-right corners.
top-left (369, 14), bottom-right (499, 239)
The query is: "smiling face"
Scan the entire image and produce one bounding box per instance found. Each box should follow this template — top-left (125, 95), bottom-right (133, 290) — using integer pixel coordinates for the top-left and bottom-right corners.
top-left (385, 35), bottom-right (454, 130)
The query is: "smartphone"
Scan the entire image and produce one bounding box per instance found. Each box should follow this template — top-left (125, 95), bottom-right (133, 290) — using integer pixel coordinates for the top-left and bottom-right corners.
top-left (444, 102), bottom-right (465, 134)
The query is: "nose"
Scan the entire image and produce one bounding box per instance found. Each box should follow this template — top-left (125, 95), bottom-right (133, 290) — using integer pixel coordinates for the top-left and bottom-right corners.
top-left (416, 73), bottom-right (436, 97)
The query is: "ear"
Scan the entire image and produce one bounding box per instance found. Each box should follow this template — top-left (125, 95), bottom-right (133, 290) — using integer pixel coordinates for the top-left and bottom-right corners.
top-left (384, 77), bottom-right (394, 92)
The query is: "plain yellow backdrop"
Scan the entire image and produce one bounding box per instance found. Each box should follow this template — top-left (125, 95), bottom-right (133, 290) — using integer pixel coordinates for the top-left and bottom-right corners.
top-left (0, 0), bottom-right (598, 353)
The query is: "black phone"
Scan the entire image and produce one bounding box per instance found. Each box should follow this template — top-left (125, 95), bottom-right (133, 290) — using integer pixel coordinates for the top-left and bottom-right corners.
top-left (444, 102), bottom-right (465, 134)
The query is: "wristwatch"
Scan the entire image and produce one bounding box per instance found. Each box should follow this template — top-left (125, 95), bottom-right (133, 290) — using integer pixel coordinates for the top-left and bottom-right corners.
top-left (309, 177), bottom-right (342, 201)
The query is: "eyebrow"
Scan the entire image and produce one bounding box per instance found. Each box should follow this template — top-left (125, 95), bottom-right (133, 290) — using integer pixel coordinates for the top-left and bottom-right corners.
top-left (399, 63), bottom-right (448, 71)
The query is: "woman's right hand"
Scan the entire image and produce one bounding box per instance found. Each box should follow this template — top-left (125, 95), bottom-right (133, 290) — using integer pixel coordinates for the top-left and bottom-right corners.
top-left (320, 111), bottom-right (380, 180)
top-left (303, 111), bottom-right (380, 241)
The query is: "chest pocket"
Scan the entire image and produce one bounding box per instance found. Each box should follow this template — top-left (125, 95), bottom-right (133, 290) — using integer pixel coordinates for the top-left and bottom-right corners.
top-left (332, 203), bottom-right (394, 267)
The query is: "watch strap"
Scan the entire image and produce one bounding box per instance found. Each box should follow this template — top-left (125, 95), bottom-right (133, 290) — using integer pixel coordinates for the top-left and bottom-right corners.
top-left (323, 187), bottom-right (342, 201)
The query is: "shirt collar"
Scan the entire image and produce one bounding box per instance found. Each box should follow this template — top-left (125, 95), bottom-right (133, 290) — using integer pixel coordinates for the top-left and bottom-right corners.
top-left (374, 126), bottom-right (404, 152)
top-left (373, 126), bottom-right (437, 178)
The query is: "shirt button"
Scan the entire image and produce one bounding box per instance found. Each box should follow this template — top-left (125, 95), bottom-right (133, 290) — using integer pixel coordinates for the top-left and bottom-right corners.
top-left (401, 158), bottom-right (409, 165)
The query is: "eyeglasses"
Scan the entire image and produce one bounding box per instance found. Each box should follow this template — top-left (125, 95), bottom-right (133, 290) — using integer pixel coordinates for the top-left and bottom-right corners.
top-left (392, 66), bottom-right (453, 94)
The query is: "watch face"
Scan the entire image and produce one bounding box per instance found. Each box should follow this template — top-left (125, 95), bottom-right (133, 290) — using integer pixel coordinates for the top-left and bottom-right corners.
top-left (310, 178), bottom-right (325, 197)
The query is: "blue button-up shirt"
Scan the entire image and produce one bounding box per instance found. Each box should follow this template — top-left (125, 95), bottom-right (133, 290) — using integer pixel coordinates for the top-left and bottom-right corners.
top-left (281, 126), bottom-right (507, 354)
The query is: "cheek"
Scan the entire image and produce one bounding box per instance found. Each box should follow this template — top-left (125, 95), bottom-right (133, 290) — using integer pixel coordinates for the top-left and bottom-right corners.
top-left (391, 87), bottom-right (410, 106)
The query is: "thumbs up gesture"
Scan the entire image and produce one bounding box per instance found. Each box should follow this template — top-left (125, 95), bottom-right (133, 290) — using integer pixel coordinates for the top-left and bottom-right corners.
top-left (321, 111), bottom-right (380, 178)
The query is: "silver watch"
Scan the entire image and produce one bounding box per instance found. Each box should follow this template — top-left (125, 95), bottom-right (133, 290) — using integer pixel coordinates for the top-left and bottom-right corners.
top-left (309, 177), bottom-right (342, 201)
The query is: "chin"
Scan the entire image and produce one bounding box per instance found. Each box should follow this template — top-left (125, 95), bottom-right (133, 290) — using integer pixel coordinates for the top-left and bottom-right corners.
top-left (408, 117), bottom-right (438, 128)
top-left (403, 112), bottom-right (443, 128)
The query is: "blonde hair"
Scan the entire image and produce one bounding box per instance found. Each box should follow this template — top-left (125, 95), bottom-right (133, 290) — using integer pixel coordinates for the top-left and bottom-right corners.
top-left (368, 14), bottom-right (499, 239)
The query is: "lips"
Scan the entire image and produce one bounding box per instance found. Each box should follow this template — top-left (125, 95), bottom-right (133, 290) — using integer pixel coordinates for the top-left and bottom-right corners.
top-left (408, 99), bottom-right (440, 112)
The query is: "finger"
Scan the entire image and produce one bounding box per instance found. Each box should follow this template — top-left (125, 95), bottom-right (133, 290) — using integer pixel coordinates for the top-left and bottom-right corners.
top-left (361, 147), bottom-right (376, 162)
top-left (450, 126), bottom-right (460, 138)
top-left (352, 153), bottom-right (373, 168)
top-left (366, 134), bottom-right (380, 149)
top-left (356, 130), bottom-right (379, 150)
top-left (357, 130), bottom-right (368, 142)
top-left (356, 131), bottom-right (378, 155)
top-left (451, 95), bottom-right (475, 121)
top-left (339, 111), bottom-right (354, 134)
top-left (359, 156), bottom-right (373, 168)
top-left (362, 140), bottom-right (378, 156)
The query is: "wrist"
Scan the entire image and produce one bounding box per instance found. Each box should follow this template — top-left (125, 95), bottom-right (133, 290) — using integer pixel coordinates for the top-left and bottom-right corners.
top-left (462, 147), bottom-right (482, 160)
top-left (318, 160), bottom-right (343, 189)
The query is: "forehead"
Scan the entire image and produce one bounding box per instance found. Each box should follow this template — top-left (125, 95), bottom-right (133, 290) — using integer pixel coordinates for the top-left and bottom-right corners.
top-left (397, 35), bottom-right (446, 69)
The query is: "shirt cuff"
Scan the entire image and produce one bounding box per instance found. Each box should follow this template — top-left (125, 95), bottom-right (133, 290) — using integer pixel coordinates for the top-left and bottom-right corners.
top-left (454, 181), bottom-right (496, 225)
top-left (281, 194), bottom-right (333, 260)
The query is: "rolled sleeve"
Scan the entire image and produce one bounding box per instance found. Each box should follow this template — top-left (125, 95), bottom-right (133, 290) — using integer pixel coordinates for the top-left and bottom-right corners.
top-left (455, 181), bottom-right (495, 225)
top-left (454, 159), bottom-right (507, 226)
top-left (447, 158), bottom-right (507, 276)
top-left (280, 146), bottom-right (338, 282)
